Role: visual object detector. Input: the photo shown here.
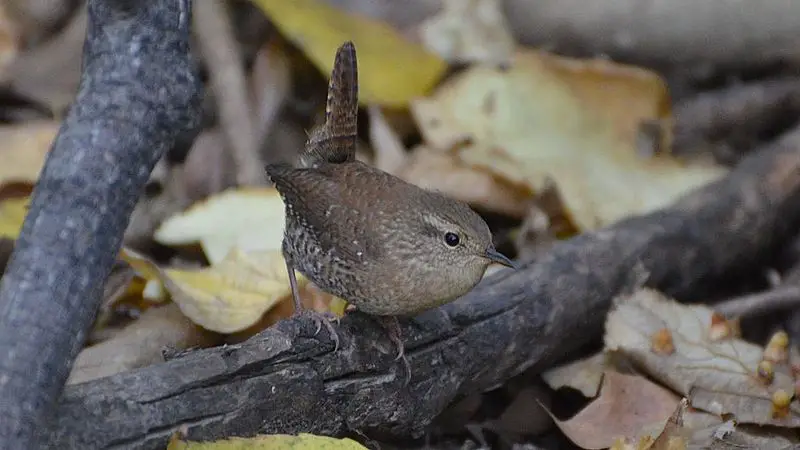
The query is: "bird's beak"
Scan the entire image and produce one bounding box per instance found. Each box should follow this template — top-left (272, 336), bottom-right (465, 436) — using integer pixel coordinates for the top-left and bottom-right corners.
top-left (484, 247), bottom-right (517, 269)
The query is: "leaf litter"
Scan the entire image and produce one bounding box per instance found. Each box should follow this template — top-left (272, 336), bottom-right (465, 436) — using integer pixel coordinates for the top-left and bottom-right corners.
top-left (605, 288), bottom-right (800, 427)
top-left (0, 0), bottom-right (782, 447)
top-left (411, 49), bottom-right (726, 231)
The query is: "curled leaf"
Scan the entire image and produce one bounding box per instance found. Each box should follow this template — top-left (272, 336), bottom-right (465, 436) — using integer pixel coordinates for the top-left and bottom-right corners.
top-left (412, 49), bottom-right (726, 230)
top-left (155, 188), bottom-right (285, 265)
top-left (605, 289), bottom-right (800, 426)
top-left (122, 248), bottom-right (299, 334)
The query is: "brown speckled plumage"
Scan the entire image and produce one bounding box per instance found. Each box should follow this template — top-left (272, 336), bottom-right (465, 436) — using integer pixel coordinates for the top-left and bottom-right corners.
top-left (268, 161), bottom-right (498, 316)
top-left (265, 42), bottom-right (515, 380)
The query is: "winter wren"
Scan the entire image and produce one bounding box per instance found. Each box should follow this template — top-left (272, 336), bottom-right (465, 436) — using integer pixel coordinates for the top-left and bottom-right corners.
top-left (266, 42), bottom-right (516, 380)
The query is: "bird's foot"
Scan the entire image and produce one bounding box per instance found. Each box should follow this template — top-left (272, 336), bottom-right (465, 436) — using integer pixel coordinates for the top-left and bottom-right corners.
top-left (376, 316), bottom-right (411, 385)
top-left (296, 309), bottom-right (340, 351)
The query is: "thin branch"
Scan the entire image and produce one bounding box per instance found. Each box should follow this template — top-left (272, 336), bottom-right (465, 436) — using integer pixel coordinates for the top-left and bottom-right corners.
top-left (716, 286), bottom-right (800, 319)
top-left (194, 0), bottom-right (265, 186)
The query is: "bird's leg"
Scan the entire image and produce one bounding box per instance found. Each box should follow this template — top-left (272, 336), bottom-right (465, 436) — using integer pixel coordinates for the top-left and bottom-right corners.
top-left (285, 259), bottom-right (340, 351)
top-left (376, 316), bottom-right (411, 385)
top-left (286, 258), bottom-right (303, 313)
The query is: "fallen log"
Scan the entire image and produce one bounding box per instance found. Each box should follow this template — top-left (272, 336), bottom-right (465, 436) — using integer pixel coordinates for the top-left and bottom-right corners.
top-left (47, 128), bottom-right (800, 448)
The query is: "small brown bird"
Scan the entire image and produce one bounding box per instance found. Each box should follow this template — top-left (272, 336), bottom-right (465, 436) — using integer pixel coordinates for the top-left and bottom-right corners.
top-left (266, 42), bottom-right (515, 380)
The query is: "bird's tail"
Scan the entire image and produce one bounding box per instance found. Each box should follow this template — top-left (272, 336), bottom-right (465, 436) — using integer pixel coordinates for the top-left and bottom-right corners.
top-left (300, 41), bottom-right (359, 168)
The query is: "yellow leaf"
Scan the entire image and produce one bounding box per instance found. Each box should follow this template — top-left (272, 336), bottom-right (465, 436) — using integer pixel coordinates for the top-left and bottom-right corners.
top-left (167, 432), bottom-right (368, 450)
top-left (0, 196), bottom-right (29, 239)
top-left (121, 247), bottom-right (300, 334)
top-left (120, 247), bottom-right (168, 302)
top-left (0, 121), bottom-right (59, 188)
top-left (249, 0), bottom-right (446, 107)
top-left (155, 188), bottom-right (285, 265)
top-left (412, 49), bottom-right (727, 230)
top-left (152, 188), bottom-right (345, 328)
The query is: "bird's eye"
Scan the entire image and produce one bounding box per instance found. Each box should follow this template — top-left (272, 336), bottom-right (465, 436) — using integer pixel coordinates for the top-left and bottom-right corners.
top-left (444, 232), bottom-right (460, 247)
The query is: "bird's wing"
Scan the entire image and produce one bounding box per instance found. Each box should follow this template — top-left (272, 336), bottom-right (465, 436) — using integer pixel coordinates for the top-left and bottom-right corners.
top-left (265, 164), bottom-right (377, 264)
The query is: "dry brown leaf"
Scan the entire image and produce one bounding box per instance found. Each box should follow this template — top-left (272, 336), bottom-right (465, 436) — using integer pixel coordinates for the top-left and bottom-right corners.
top-left (551, 370), bottom-right (680, 449)
top-left (649, 399), bottom-right (689, 450)
top-left (612, 406), bottom-right (799, 449)
top-left (418, 0), bottom-right (515, 66)
top-left (605, 289), bottom-right (800, 427)
top-left (122, 247), bottom-right (302, 334)
top-left (657, 407), bottom-right (799, 449)
top-left (0, 121), bottom-right (59, 188)
top-left (541, 353), bottom-right (608, 398)
top-left (68, 303), bottom-right (218, 385)
top-left (411, 49), bottom-right (726, 230)
top-left (398, 146), bottom-right (531, 217)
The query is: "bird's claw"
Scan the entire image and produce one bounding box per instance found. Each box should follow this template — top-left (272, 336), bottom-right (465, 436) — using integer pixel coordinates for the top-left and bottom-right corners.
top-left (378, 316), bottom-right (411, 385)
top-left (397, 352), bottom-right (411, 386)
top-left (298, 309), bottom-right (341, 351)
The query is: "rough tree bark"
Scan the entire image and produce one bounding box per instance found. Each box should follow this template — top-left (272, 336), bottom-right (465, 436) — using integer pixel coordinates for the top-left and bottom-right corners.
top-left (46, 128), bottom-right (800, 449)
top-left (0, 1), bottom-right (202, 448)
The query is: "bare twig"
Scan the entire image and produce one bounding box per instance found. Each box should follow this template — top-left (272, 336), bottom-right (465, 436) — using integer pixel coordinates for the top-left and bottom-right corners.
top-left (673, 77), bottom-right (800, 158)
top-left (194, 0), bottom-right (264, 186)
top-left (715, 286), bottom-right (800, 319)
top-left (251, 42), bottom-right (292, 152)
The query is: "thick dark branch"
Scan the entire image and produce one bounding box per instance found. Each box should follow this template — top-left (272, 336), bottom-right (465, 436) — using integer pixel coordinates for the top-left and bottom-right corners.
top-left (47, 129), bottom-right (800, 449)
top-left (0, 0), bottom-right (202, 448)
